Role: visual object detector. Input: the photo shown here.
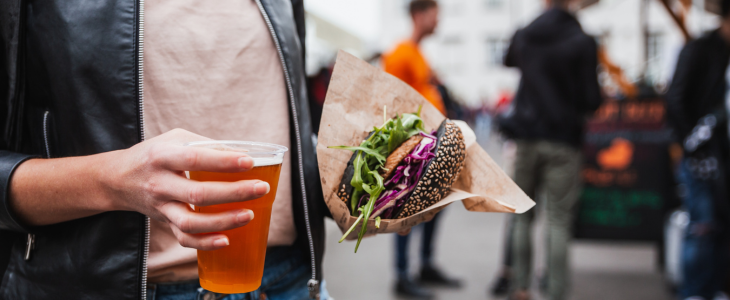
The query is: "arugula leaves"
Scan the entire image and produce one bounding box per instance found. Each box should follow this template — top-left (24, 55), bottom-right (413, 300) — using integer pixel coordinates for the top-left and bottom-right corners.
top-left (329, 106), bottom-right (425, 252)
top-left (329, 146), bottom-right (386, 165)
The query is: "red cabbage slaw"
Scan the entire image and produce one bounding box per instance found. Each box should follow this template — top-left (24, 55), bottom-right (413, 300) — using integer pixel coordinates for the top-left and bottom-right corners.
top-left (372, 130), bottom-right (438, 219)
top-left (331, 107), bottom-right (427, 252)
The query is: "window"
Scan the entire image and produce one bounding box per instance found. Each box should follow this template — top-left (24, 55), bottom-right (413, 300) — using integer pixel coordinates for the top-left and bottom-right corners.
top-left (486, 38), bottom-right (509, 67)
top-left (443, 0), bottom-right (465, 16)
top-left (439, 35), bottom-right (464, 72)
top-left (647, 33), bottom-right (662, 62)
top-left (646, 32), bottom-right (664, 84)
top-left (485, 0), bottom-right (504, 10)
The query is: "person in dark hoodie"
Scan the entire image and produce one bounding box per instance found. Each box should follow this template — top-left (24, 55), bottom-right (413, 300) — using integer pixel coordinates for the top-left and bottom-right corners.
top-left (666, 1), bottom-right (730, 299)
top-left (497, 0), bottom-right (602, 299)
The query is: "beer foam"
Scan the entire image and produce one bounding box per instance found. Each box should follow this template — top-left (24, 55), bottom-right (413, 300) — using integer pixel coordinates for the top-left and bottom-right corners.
top-left (252, 156), bottom-right (284, 167)
top-left (185, 141), bottom-right (287, 167)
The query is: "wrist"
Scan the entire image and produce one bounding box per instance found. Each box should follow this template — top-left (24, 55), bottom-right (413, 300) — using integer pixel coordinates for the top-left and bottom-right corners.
top-left (93, 150), bottom-right (128, 212)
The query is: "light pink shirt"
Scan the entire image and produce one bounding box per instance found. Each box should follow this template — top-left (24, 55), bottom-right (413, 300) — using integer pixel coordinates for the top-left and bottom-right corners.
top-left (143, 0), bottom-right (296, 283)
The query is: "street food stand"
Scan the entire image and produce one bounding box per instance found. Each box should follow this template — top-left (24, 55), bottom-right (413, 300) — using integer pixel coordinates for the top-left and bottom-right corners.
top-left (574, 88), bottom-right (680, 242)
top-left (571, 1), bottom-right (724, 285)
top-left (572, 0), bottom-right (722, 242)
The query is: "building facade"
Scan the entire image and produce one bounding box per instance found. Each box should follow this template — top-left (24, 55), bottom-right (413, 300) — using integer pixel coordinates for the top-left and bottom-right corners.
top-left (377, 0), bottom-right (720, 107)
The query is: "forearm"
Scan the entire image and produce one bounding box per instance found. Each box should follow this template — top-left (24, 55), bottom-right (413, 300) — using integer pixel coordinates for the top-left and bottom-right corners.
top-left (5, 128), bottom-right (267, 250)
top-left (9, 151), bottom-right (118, 226)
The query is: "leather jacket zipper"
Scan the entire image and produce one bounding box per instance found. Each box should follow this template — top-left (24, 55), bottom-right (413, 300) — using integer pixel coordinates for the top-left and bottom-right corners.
top-left (137, 0), bottom-right (150, 298)
top-left (43, 111), bottom-right (51, 158)
top-left (254, 1), bottom-right (319, 298)
top-left (23, 233), bottom-right (35, 261)
top-left (24, 110), bottom-right (52, 261)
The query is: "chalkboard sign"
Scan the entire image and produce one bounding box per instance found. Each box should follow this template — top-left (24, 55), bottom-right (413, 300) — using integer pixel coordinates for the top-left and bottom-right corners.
top-left (574, 97), bottom-right (679, 241)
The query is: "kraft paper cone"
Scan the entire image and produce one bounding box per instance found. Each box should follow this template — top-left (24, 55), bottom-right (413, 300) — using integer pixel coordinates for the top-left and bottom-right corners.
top-left (317, 51), bottom-right (535, 240)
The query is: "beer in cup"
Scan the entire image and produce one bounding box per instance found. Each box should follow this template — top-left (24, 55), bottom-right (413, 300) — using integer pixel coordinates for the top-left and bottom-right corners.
top-left (187, 141), bottom-right (287, 294)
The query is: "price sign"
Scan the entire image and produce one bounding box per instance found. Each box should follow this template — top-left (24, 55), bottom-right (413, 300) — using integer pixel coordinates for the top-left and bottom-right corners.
top-left (574, 97), bottom-right (679, 241)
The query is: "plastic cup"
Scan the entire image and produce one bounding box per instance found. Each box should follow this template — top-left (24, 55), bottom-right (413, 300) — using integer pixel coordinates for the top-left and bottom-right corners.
top-left (186, 141), bottom-right (287, 294)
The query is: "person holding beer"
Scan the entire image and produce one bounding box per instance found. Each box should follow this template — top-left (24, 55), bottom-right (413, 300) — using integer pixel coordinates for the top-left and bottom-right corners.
top-left (0, 0), bottom-right (331, 299)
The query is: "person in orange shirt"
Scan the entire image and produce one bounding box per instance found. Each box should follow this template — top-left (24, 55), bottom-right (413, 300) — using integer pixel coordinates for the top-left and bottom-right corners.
top-left (383, 0), bottom-right (446, 116)
top-left (383, 1), bottom-right (461, 299)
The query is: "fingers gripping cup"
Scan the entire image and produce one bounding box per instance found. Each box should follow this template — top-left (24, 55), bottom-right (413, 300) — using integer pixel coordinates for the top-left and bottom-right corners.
top-left (187, 141), bottom-right (287, 294)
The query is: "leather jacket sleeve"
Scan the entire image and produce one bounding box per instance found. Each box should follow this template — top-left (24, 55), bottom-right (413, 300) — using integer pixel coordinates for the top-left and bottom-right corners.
top-left (0, 152), bottom-right (36, 233)
top-left (0, 1), bottom-right (37, 233)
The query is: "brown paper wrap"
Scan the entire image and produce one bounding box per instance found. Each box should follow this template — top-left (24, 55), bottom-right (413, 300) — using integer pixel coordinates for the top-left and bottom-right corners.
top-left (317, 51), bottom-right (535, 240)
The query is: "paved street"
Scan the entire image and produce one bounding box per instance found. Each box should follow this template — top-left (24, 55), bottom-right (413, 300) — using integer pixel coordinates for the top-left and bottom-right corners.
top-left (323, 207), bottom-right (673, 300)
top-left (322, 131), bottom-right (675, 300)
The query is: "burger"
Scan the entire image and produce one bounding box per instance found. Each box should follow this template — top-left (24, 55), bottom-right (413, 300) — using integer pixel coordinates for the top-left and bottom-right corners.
top-left (330, 107), bottom-right (466, 252)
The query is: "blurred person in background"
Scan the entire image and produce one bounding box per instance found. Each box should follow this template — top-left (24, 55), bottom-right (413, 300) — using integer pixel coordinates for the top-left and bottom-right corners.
top-left (383, 0), bottom-right (446, 117)
top-left (496, 0), bottom-right (602, 299)
top-left (307, 67), bottom-right (333, 134)
top-left (382, 1), bottom-right (461, 299)
top-left (436, 81), bottom-right (465, 120)
top-left (489, 94), bottom-right (519, 298)
top-left (666, 1), bottom-right (730, 299)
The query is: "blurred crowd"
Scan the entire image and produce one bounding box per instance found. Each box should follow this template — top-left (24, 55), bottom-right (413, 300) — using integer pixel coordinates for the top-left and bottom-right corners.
top-left (307, 0), bottom-right (730, 300)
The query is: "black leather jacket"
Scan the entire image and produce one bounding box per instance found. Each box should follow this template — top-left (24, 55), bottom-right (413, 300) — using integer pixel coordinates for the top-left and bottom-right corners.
top-left (0, 1), bottom-right (327, 299)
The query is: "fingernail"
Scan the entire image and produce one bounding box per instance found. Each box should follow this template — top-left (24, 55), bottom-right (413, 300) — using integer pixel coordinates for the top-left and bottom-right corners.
top-left (236, 210), bottom-right (254, 223)
top-left (213, 237), bottom-right (229, 247)
top-left (254, 182), bottom-right (270, 195)
top-left (238, 157), bottom-right (253, 169)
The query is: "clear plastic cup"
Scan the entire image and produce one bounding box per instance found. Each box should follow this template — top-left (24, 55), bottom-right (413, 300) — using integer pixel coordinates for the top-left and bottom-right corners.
top-left (186, 141), bottom-right (287, 294)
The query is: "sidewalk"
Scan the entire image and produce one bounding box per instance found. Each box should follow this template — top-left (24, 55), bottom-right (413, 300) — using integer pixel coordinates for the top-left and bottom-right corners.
top-left (323, 204), bottom-right (673, 300)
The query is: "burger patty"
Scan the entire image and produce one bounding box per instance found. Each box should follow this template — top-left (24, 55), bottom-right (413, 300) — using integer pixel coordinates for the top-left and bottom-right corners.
top-left (381, 135), bottom-right (424, 180)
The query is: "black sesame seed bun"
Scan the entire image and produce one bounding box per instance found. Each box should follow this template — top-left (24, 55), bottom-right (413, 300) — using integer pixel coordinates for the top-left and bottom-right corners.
top-left (394, 120), bottom-right (466, 218)
top-left (337, 119), bottom-right (467, 218)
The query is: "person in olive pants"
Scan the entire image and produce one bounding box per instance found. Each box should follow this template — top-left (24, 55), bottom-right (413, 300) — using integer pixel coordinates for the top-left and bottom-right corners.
top-left (498, 0), bottom-right (602, 299)
top-left (510, 141), bottom-right (583, 300)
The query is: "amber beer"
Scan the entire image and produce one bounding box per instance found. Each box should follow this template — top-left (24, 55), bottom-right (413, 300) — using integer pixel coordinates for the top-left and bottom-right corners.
top-left (187, 141), bottom-right (287, 294)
